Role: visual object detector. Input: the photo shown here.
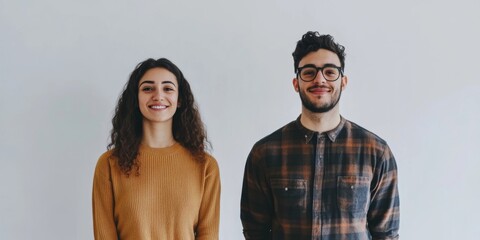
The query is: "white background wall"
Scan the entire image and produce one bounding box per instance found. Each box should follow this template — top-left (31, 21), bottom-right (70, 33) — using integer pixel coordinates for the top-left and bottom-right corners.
top-left (1, 0), bottom-right (479, 239)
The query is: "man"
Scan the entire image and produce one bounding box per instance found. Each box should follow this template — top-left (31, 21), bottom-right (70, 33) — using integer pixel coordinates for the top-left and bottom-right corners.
top-left (240, 31), bottom-right (400, 239)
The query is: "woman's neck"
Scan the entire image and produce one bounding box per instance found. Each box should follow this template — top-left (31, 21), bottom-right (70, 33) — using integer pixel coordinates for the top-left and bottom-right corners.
top-left (141, 121), bottom-right (176, 148)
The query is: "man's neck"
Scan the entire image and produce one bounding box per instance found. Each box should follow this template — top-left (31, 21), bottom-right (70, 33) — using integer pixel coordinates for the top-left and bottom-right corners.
top-left (300, 108), bottom-right (341, 133)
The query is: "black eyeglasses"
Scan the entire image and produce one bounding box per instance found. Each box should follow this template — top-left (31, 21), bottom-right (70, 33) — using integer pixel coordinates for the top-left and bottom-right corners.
top-left (296, 64), bottom-right (343, 82)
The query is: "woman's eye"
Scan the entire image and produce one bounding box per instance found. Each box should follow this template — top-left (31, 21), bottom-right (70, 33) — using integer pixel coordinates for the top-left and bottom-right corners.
top-left (142, 87), bottom-right (154, 92)
top-left (164, 87), bottom-right (174, 92)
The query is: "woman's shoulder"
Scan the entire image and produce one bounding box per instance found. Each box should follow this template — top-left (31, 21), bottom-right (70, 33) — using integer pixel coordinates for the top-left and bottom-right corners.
top-left (97, 149), bottom-right (115, 163)
top-left (203, 152), bottom-right (220, 174)
top-left (94, 149), bottom-right (116, 177)
top-left (204, 152), bottom-right (217, 163)
top-left (98, 148), bottom-right (114, 158)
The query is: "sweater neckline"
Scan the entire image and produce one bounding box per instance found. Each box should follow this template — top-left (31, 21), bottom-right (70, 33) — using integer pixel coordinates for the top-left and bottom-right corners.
top-left (139, 142), bottom-right (182, 156)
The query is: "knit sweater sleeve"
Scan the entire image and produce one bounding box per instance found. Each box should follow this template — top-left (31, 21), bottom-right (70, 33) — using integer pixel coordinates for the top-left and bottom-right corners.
top-left (92, 152), bottom-right (118, 240)
top-left (195, 155), bottom-right (221, 240)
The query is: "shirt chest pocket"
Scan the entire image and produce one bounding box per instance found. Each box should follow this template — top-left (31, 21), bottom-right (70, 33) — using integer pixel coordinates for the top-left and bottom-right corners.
top-left (337, 176), bottom-right (370, 214)
top-left (270, 178), bottom-right (307, 217)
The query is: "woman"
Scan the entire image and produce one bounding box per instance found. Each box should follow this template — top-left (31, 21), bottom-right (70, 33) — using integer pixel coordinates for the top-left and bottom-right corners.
top-left (92, 58), bottom-right (220, 239)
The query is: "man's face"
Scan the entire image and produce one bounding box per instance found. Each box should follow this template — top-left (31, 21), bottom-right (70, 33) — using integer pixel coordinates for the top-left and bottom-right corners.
top-left (293, 49), bottom-right (348, 113)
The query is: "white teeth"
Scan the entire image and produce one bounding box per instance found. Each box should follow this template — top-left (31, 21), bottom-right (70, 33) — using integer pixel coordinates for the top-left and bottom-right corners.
top-left (150, 105), bottom-right (167, 109)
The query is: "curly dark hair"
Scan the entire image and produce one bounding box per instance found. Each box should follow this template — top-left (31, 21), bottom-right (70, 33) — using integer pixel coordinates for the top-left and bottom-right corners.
top-left (292, 31), bottom-right (346, 73)
top-left (108, 58), bottom-right (210, 176)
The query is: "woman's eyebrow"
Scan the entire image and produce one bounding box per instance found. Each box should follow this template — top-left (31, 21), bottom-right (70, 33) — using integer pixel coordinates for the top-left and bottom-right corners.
top-left (161, 80), bottom-right (176, 87)
top-left (139, 80), bottom-right (154, 87)
top-left (139, 80), bottom-right (176, 87)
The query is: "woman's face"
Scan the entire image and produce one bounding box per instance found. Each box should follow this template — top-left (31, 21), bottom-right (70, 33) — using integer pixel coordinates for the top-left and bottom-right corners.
top-left (137, 67), bottom-right (179, 126)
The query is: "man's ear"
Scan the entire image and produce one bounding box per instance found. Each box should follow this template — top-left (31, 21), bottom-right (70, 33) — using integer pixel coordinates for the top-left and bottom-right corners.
top-left (293, 78), bottom-right (299, 92)
top-left (341, 75), bottom-right (348, 90)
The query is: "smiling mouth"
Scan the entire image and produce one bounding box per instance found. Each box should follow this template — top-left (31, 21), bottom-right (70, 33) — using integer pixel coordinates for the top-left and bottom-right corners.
top-left (308, 86), bottom-right (331, 93)
top-left (149, 105), bottom-right (168, 109)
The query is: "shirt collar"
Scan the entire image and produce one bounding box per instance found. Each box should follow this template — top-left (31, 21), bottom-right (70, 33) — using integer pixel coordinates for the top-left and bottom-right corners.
top-left (295, 115), bottom-right (346, 143)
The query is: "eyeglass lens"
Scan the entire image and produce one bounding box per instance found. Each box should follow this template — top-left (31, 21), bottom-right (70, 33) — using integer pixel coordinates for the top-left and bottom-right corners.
top-left (299, 67), bottom-right (340, 81)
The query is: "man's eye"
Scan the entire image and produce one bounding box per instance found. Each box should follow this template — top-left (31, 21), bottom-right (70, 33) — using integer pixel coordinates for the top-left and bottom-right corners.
top-left (324, 68), bottom-right (338, 76)
top-left (302, 70), bottom-right (316, 77)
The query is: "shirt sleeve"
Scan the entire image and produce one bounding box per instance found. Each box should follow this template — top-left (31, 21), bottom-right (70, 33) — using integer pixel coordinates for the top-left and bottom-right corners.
top-left (368, 145), bottom-right (400, 240)
top-left (195, 156), bottom-right (221, 240)
top-left (92, 154), bottom-right (119, 240)
top-left (241, 144), bottom-right (273, 240)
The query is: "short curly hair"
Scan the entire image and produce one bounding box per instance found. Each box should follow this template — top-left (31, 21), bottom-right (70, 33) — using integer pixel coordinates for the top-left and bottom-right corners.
top-left (292, 31), bottom-right (346, 73)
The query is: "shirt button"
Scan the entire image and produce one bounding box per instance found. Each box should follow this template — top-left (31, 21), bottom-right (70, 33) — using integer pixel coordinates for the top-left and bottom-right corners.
top-left (285, 187), bottom-right (288, 191)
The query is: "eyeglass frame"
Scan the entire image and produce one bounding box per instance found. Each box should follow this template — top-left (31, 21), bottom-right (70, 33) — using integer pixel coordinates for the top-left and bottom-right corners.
top-left (296, 63), bottom-right (344, 82)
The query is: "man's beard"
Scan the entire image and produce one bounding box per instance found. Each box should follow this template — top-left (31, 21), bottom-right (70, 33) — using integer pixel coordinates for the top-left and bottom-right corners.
top-left (299, 86), bottom-right (342, 113)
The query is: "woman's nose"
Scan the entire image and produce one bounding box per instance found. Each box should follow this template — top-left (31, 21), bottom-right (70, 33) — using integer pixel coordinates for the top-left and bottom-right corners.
top-left (152, 90), bottom-right (163, 101)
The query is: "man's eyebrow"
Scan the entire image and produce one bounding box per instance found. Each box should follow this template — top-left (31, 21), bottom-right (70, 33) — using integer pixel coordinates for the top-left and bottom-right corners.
top-left (322, 63), bottom-right (341, 68)
top-left (299, 63), bottom-right (341, 68)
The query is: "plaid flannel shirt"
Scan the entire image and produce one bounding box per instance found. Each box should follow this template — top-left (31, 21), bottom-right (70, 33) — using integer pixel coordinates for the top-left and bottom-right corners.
top-left (241, 116), bottom-right (400, 240)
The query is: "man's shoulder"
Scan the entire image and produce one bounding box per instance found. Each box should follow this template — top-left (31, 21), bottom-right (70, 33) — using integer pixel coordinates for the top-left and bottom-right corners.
top-left (252, 120), bottom-right (297, 148)
top-left (344, 119), bottom-right (388, 145)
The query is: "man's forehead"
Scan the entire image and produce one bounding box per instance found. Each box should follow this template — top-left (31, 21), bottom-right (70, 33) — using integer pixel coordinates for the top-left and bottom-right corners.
top-left (299, 49), bottom-right (341, 66)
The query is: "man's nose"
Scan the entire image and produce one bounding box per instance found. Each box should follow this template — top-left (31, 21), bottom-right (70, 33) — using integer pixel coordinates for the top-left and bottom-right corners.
top-left (313, 70), bottom-right (327, 83)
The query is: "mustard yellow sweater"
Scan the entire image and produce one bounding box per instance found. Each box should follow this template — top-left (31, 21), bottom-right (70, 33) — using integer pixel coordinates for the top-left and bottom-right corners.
top-left (92, 143), bottom-right (220, 240)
